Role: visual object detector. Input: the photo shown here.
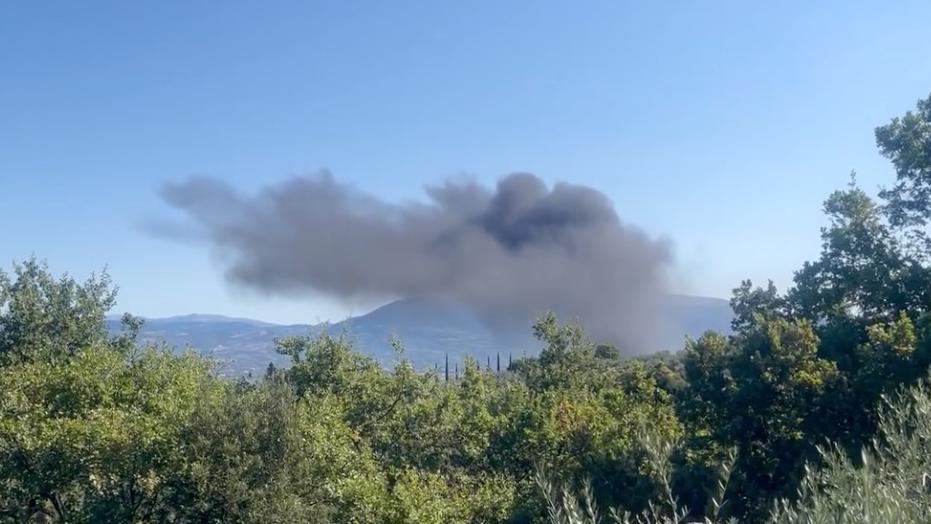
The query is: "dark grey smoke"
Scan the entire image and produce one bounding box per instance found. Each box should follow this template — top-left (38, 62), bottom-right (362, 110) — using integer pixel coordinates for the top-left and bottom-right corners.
top-left (157, 172), bottom-right (672, 352)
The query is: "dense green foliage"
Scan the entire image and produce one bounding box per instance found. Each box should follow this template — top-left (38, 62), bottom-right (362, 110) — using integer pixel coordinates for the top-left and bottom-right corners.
top-left (5, 94), bottom-right (931, 523)
top-left (772, 380), bottom-right (931, 524)
top-left (542, 376), bottom-right (931, 524)
top-left (0, 262), bottom-right (679, 523)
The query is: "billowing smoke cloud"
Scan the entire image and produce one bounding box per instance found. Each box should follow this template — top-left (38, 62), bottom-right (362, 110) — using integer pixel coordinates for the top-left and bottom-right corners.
top-left (157, 172), bottom-right (672, 351)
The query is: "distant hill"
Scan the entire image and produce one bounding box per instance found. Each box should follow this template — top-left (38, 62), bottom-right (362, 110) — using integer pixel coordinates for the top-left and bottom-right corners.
top-left (657, 294), bottom-right (734, 347)
top-left (108, 295), bottom-right (733, 376)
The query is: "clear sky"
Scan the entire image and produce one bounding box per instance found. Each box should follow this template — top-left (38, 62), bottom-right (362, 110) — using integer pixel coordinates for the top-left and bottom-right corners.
top-left (3, 1), bottom-right (931, 323)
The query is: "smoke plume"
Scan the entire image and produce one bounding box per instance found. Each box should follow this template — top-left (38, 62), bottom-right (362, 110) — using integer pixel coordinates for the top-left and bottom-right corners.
top-left (157, 172), bottom-right (672, 351)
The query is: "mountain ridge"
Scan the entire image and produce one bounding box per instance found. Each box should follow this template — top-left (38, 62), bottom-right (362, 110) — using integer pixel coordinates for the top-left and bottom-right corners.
top-left (108, 295), bottom-right (733, 376)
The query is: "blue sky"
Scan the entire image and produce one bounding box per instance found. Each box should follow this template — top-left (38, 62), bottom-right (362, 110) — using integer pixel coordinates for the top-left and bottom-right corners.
top-left (2, 1), bottom-right (931, 323)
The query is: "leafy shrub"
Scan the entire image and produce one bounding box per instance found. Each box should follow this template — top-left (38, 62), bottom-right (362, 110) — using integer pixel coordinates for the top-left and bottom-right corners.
top-left (771, 380), bottom-right (931, 524)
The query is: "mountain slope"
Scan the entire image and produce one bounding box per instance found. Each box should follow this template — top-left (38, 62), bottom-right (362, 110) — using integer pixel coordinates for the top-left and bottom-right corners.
top-left (109, 295), bottom-right (733, 375)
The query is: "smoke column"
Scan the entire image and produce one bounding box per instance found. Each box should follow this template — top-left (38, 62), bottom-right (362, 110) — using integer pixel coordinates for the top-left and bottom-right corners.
top-left (157, 172), bottom-right (672, 352)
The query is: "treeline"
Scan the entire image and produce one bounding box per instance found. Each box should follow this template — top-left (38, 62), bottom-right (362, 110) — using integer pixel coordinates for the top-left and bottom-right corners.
top-left (4, 94), bottom-right (931, 523)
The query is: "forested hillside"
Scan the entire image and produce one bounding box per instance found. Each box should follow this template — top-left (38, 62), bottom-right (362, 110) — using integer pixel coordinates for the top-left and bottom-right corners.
top-left (4, 94), bottom-right (931, 523)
